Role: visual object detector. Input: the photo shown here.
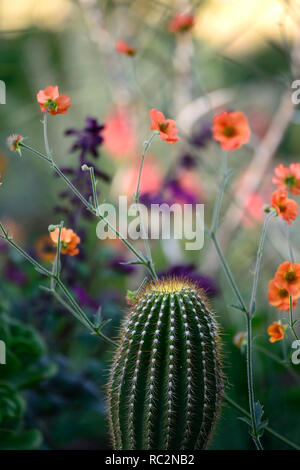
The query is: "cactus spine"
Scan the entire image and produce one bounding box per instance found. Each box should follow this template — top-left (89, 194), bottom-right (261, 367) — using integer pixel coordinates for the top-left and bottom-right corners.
top-left (107, 278), bottom-right (224, 450)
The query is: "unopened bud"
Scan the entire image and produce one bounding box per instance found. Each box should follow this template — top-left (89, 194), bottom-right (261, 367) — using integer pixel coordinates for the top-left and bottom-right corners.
top-left (126, 290), bottom-right (138, 306)
top-left (263, 204), bottom-right (272, 213)
top-left (6, 134), bottom-right (23, 154)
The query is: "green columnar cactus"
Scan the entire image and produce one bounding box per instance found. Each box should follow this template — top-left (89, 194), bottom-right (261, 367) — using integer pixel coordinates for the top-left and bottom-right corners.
top-left (107, 278), bottom-right (224, 450)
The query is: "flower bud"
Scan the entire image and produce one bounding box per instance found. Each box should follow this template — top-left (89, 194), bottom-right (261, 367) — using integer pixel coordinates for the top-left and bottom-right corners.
top-left (6, 134), bottom-right (23, 154)
top-left (233, 331), bottom-right (247, 348)
top-left (263, 204), bottom-right (272, 213)
top-left (126, 289), bottom-right (138, 305)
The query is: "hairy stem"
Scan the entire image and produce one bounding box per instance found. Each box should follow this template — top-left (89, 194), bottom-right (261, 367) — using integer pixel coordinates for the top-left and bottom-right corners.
top-left (289, 296), bottom-right (299, 341)
top-left (0, 224), bottom-right (115, 346)
top-left (207, 159), bottom-right (278, 449)
top-left (19, 142), bottom-right (151, 273)
top-left (249, 210), bottom-right (275, 317)
top-left (43, 111), bottom-right (53, 164)
top-left (210, 232), bottom-right (247, 313)
top-left (210, 150), bottom-right (229, 235)
top-left (134, 132), bottom-right (159, 280)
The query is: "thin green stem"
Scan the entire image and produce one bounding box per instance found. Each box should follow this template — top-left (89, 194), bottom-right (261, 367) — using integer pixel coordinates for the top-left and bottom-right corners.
top-left (207, 157), bottom-right (277, 449)
top-left (0, 225), bottom-right (115, 346)
top-left (43, 111), bottom-right (53, 163)
top-left (19, 142), bottom-right (149, 271)
top-left (286, 222), bottom-right (299, 341)
top-left (50, 223), bottom-right (63, 290)
top-left (224, 394), bottom-right (300, 450)
top-left (211, 150), bottom-right (229, 235)
top-left (89, 166), bottom-right (99, 215)
top-left (135, 132), bottom-right (158, 202)
top-left (55, 278), bottom-right (115, 345)
top-left (0, 222), bottom-right (51, 277)
top-left (134, 132), bottom-right (159, 280)
top-left (245, 211), bottom-right (275, 449)
top-left (210, 232), bottom-right (247, 313)
top-left (249, 210), bottom-right (276, 317)
top-left (246, 315), bottom-right (262, 450)
top-left (289, 295), bottom-right (299, 341)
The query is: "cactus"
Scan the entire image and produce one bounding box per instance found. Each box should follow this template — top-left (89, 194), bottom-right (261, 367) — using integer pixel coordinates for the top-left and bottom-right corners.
top-left (107, 278), bottom-right (224, 450)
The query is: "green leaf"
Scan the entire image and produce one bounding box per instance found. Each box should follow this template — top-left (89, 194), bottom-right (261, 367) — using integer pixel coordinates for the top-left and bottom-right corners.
top-left (94, 307), bottom-right (111, 332)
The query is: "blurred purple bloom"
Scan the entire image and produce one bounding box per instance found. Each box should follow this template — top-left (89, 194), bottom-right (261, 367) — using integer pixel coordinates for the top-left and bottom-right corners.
top-left (191, 122), bottom-right (212, 148)
top-left (65, 117), bottom-right (105, 162)
top-left (73, 285), bottom-right (98, 310)
top-left (159, 264), bottom-right (219, 297)
top-left (139, 191), bottom-right (165, 206)
top-left (140, 176), bottom-right (200, 207)
top-left (179, 153), bottom-right (197, 169)
top-left (164, 179), bottom-right (199, 205)
top-left (56, 116), bottom-right (110, 219)
top-left (4, 262), bottom-right (27, 286)
top-left (108, 256), bottom-right (137, 274)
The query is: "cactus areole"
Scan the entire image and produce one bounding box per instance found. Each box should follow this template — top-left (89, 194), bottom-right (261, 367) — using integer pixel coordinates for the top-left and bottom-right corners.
top-left (107, 278), bottom-right (224, 450)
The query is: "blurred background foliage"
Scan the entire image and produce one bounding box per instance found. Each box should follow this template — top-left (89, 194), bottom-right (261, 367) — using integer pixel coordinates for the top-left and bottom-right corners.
top-left (0, 0), bottom-right (300, 449)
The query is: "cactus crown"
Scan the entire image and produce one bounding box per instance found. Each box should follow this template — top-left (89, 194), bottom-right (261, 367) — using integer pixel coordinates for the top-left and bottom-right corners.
top-left (107, 277), bottom-right (224, 450)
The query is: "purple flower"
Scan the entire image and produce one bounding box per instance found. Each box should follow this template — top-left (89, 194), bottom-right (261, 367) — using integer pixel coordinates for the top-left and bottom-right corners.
top-left (159, 264), bottom-right (219, 297)
top-left (191, 122), bottom-right (212, 148)
top-left (179, 153), bottom-right (197, 169)
top-left (56, 116), bottom-right (110, 219)
top-left (65, 117), bottom-right (105, 162)
top-left (163, 179), bottom-right (199, 205)
top-left (4, 262), bottom-right (27, 286)
top-left (140, 176), bottom-right (201, 207)
top-left (73, 285), bottom-right (98, 310)
top-left (108, 256), bottom-right (137, 274)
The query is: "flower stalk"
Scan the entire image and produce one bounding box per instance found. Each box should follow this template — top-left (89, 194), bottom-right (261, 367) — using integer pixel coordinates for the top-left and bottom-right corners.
top-left (0, 220), bottom-right (115, 346)
top-left (19, 142), bottom-right (157, 278)
top-left (134, 131), bottom-right (159, 280)
top-left (207, 154), bottom-right (276, 450)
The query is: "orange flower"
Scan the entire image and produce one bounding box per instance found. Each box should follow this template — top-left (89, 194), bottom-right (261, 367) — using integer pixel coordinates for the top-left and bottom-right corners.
top-left (268, 278), bottom-right (299, 311)
top-left (267, 321), bottom-right (287, 343)
top-left (168, 13), bottom-right (195, 33)
top-left (115, 40), bottom-right (136, 56)
top-left (37, 85), bottom-right (71, 115)
top-left (274, 261), bottom-right (300, 297)
top-left (271, 189), bottom-right (298, 225)
top-left (272, 163), bottom-right (300, 196)
top-left (35, 235), bottom-right (56, 263)
top-left (50, 227), bottom-right (80, 256)
top-left (149, 108), bottom-right (179, 145)
top-left (212, 111), bottom-right (250, 151)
